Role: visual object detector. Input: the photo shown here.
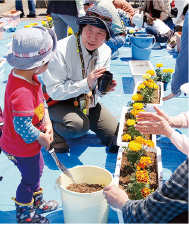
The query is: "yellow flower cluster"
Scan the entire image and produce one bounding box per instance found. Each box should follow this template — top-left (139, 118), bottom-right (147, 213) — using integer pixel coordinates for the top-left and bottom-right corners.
top-left (163, 69), bottom-right (174, 73)
top-left (136, 170), bottom-right (149, 183)
top-left (142, 79), bottom-right (158, 89)
top-left (140, 156), bottom-right (152, 166)
top-left (133, 103), bottom-right (143, 110)
top-left (135, 136), bottom-right (147, 145)
top-left (24, 23), bottom-right (38, 28)
top-left (146, 140), bottom-right (155, 148)
top-left (146, 70), bottom-right (155, 76)
top-left (122, 134), bottom-right (131, 142)
top-left (137, 83), bottom-right (145, 90)
top-left (132, 94), bottom-right (143, 101)
top-left (142, 73), bottom-right (151, 80)
top-left (156, 63), bottom-right (163, 68)
top-left (126, 119), bottom-right (136, 126)
top-left (128, 140), bottom-right (142, 151)
top-left (141, 187), bottom-right (151, 198)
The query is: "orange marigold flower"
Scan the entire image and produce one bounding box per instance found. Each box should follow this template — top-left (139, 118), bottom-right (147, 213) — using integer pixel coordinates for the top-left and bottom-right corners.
top-left (129, 140), bottom-right (142, 151)
top-left (141, 188), bottom-right (151, 198)
top-left (122, 134), bottom-right (131, 142)
top-left (137, 162), bottom-right (146, 170)
top-left (135, 136), bottom-right (147, 145)
top-left (146, 140), bottom-right (155, 148)
top-left (136, 170), bottom-right (149, 183)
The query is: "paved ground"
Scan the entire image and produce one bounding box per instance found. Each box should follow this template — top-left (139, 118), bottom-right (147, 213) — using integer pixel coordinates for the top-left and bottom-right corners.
top-left (0, 0), bottom-right (47, 21)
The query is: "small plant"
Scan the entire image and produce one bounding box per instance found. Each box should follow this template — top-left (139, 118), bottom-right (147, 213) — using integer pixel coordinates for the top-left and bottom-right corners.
top-left (41, 15), bottom-right (53, 29)
top-left (155, 63), bottom-right (174, 83)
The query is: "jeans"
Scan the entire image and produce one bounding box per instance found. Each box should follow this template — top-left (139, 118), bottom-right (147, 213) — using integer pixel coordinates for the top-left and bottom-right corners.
top-left (15, 0), bottom-right (36, 15)
top-left (48, 101), bottom-right (119, 146)
top-left (145, 26), bottom-right (169, 43)
top-left (164, 18), bottom-right (175, 31)
top-left (171, 10), bottom-right (189, 94)
top-left (51, 13), bottom-right (79, 41)
top-left (3, 150), bottom-right (44, 204)
top-left (106, 35), bottom-right (126, 53)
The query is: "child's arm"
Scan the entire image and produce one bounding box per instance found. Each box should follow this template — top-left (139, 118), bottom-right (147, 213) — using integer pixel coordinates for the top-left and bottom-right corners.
top-left (44, 108), bottom-right (53, 143)
top-left (13, 116), bottom-right (51, 150)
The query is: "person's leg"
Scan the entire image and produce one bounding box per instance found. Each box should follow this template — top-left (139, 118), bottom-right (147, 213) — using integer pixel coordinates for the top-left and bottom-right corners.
top-left (51, 13), bottom-right (68, 40)
top-left (15, 0), bottom-right (24, 17)
top-left (48, 101), bottom-right (90, 138)
top-left (88, 102), bottom-right (119, 146)
top-left (164, 19), bottom-right (175, 31)
top-left (15, 0), bottom-right (23, 12)
top-left (59, 14), bottom-right (79, 34)
top-left (145, 26), bottom-right (158, 41)
top-left (27, 0), bottom-right (36, 15)
top-left (3, 151), bottom-right (44, 203)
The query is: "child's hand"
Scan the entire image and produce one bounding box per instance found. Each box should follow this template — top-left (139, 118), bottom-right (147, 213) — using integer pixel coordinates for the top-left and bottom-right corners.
top-left (37, 132), bottom-right (52, 150)
top-left (44, 123), bottom-right (53, 142)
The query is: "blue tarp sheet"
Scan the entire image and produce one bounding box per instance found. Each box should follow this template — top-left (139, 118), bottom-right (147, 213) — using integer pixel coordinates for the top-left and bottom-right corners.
top-left (0, 22), bottom-right (188, 223)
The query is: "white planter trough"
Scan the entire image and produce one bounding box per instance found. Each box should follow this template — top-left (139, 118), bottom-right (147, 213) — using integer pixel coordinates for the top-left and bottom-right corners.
top-left (114, 146), bottom-right (163, 223)
top-left (117, 107), bottom-right (156, 147)
top-left (0, 58), bottom-right (6, 79)
top-left (133, 81), bottom-right (164, 108)
top-left (129, 60), bottom-right (154, 85)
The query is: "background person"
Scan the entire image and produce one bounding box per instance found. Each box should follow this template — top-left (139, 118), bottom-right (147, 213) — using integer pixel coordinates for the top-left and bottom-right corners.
top-left (0, 26), bottom-right (58, 223)
top-left (15, 0), bottom-right (36, 18)
top-left (163, 9), bottom-right (188, 101)
top-left (103, 105), bottom-right (189, 223)
top-left (47, 0), bottom-right (85, 40)
top-left (42, 6), bottom-right (120, 154)
top-left (135, 0), bottom-right (175, 31)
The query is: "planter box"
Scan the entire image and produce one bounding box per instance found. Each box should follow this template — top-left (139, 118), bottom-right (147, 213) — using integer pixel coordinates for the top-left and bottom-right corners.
top-left (2, 10), bottom-right (21, 24)
top-left (117, 107), bottom-right (156, 147)
top-left (114, 146), bottom-right (163, 223)
top-left (129, 60), bottom-right (154, 85)
top-left (0, 58), bottom-right (6, 79)
top-left (133, 81), bottom-right (164, 108)
top-left (0, 22), bottom-right (5, 40)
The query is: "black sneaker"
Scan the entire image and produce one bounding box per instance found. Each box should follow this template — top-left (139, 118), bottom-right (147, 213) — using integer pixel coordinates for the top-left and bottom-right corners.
top-left (20, 12), bottom-right (25, 18)
top-left (27, 13), bottom-right (37, 18)
top-left (109, 145), bottom-right (119, 153)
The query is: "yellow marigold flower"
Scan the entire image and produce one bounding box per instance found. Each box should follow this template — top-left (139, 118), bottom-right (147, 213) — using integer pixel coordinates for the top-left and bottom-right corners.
top-left (136, 170), bottom-right (149, 183)
top-left (168, 69), bottom-right (174, 73)
top-left (126, 119), bottom-right (136, 126)
top-left (46, 16), bottom-right (52, 20)
top-left (152, 83), bottom-right (158, 89)
top-left (156, 63), bottom-right (163, 68)
top-left (143, 80), bottom-right (148, 86)
top-left (29, 23), bottom-right (35, 26)
top-left (148, 79), bottom-right (155, 83)
top-left (141, 188), bottom-right (151, 198)
top-left (129, 140), bottom-right (142, 151)
top-left (163, 69), bottom-right (168, 73)
top-left (133, 103), bottom-right (143, 110)
top-left (68, 27), bottom-right (73, 35)
top-left (122, 134), bottom-right (131, 142)
top-left (142, 73), bottom-right (151, 80)
top-left (146, 70), bottom-right (155, 76)
top-left (129, 30), bottom-right (134, 33)
top-left (41, 21), bottom-right (46, 25)
top-left (146, 140), bottom-right (155, 148)
top-left (132, 94), bottom-right (143, 101)
top-left (140, 156), bottom-right (152, 166)
top-left (137, 83), bottom-right (145, 90)
top-left (24, 25), bottom-right (32, 28)
top-left (135, 136), bottom-right (147, 145)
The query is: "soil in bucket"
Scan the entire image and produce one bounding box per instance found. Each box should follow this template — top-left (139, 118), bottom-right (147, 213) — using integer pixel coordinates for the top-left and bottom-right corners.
top-left (66, 183), bottom-right (104, 193)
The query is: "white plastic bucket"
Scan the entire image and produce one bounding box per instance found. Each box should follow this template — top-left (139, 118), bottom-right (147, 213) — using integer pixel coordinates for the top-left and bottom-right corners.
top-left (56, 165), bottom-right (113, 223)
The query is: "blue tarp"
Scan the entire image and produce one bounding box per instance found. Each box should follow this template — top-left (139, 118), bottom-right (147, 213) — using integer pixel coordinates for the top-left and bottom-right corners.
top-left (0, 22), bottom-right (188, 223)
